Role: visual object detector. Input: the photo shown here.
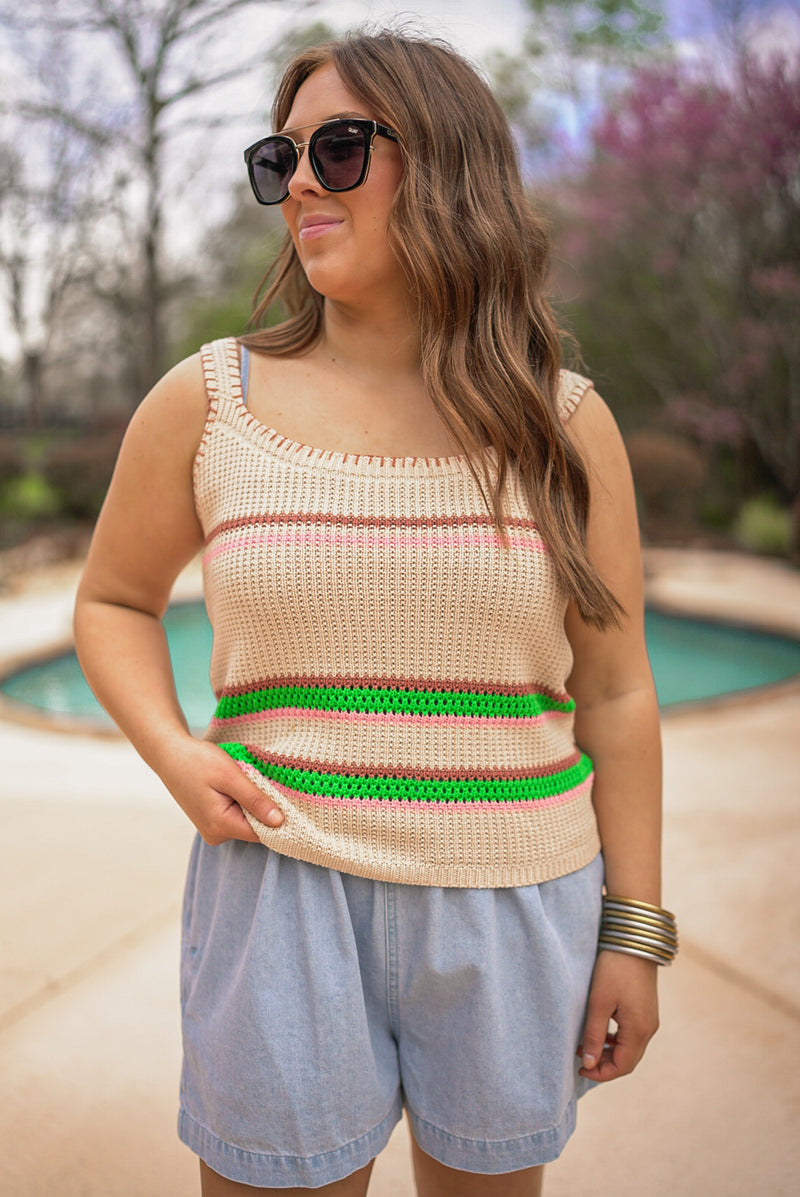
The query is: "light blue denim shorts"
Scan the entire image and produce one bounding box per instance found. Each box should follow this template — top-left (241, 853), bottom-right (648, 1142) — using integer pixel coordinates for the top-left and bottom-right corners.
top-left (178, 840), bottom-right (603, 1188)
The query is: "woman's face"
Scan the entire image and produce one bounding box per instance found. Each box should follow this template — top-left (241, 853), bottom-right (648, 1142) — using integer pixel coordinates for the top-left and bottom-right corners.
top-left (279, 63), bottom-right (407, 312)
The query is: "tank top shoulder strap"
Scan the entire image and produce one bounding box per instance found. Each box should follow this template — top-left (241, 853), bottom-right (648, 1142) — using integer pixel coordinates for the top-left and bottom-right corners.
top-left (556, 369), bottom-right (594, 424)
top-left (199, 337), bottom-right (245, 424)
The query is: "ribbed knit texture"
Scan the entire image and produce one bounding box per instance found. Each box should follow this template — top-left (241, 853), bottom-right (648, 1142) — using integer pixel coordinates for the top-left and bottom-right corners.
top-left (193, 337), bottom-right (601, 887)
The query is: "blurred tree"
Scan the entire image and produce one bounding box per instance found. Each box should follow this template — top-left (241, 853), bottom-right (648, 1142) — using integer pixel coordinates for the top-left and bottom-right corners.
top-left (0, 37), bottom-right (101, 426)
top-left (170, 182), bottom-right (285, 360)
top-left (0, 0), bottom-right (314, 406)
top-left (552, 47), bottom-right (800, 549)
top-left (489, 0), bottom-right (666, 169)
top-left (264, 19), bottom-right (338, 89)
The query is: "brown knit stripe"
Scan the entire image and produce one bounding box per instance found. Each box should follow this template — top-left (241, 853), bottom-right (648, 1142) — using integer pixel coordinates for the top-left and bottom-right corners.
top-left (205, 510), bottom-right (541, 544)
top-left (228, 742), bottom-right (583, 782)
top-left (215, 673), bottom-right (571, 704)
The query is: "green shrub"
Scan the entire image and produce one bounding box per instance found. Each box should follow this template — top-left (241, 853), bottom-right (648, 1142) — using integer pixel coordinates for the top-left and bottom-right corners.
top-left (0, 471), bottom-right (61, 518)
top-left (734, 495), bottom-right (792, 557)
top-left (41, 431), bottom-right (123, 519)
top-left (0, 437), bottom-right (26, 485)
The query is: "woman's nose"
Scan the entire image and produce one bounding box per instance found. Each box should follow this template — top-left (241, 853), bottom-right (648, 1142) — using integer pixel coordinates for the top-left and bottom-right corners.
top-left (287, 145), bottom-right (324, 199)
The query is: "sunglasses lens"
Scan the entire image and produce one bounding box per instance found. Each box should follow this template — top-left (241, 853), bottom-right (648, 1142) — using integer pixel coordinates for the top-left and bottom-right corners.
top-left (250, 138), bottom-right (295, 203)
top-left (312, 122), bottom-right (369, 191)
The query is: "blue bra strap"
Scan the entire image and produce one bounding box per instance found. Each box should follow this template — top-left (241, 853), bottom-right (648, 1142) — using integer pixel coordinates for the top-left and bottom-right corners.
top-left (239, 345), bottom-right (250, 405)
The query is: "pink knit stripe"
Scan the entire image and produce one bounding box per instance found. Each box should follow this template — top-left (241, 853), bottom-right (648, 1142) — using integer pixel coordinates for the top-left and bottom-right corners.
top-left (218, 672), bottom-right (570, 704)
top-left (263, 774), bottom-right (594, 812)
top-left (211, 707), bottom-right (568, 730)
top-left (204, 530), bottom-right (548, 563)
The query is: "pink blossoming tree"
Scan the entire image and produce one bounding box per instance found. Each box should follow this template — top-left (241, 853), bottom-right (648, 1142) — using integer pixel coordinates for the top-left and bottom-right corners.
top-left (553, 47), bottom-right (800, 554)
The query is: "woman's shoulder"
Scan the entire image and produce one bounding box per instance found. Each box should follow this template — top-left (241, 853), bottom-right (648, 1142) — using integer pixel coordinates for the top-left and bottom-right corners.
top-left (123, 351), bottom-right (209, 456)
top-left (556, 371), bottom-right (627, 466)
top-left (558, 381), bottom-right (630, 489)
top-left (556, 368), bottom-right (595, 424)
top-left (144, 349), bottom-right (208, 406)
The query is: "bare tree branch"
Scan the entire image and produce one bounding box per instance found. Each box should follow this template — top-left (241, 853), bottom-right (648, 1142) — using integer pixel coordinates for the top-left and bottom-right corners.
top-left (162, 56), bottom-right (270, 106)
top-left (0, 0), bottom-right (311, 403)
top-left (6, 101), bottom-right (122, 148)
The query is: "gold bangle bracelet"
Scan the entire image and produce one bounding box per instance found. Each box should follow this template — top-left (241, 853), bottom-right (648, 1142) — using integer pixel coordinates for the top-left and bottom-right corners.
top-left (601, 915), bottom-right (679, 946)
top-left (602, 906), bottom-right (677, 933)
top-left (598, 940), bottom-right (675, 966)
top-left (598, 933), bottom-right (676, 962)
top-left (601, 927), bottom-right (678, 953)
top-left (604, 895), bottom-right (677, 923)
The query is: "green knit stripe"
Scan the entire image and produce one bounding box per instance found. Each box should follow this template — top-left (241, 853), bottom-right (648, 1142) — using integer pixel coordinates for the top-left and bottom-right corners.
top-left (214, 682), bottom-right (574, 721)
top-left (220, 742), bottom-right (593, 802)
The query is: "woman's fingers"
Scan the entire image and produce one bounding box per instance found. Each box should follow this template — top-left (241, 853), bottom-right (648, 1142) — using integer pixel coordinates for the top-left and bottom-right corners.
top-left (226, 758), bottom-right (285, 830)
top-left (577, 950), bottom-right (660, 1083)
top-left (578, 1028), bottom-right (643, 1082)
top-left (199, 754), bottom-right (285, 844)
top-left (202, 787), bottom-right (263, 844)
top-left (163, 739), bottom-right (284, 844)
top-left (578, 1001), bottom-right (615, 1076)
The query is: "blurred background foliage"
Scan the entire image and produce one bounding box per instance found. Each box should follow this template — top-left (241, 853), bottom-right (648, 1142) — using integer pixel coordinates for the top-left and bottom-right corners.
top-left (0, 0), bottom-right (797, 565)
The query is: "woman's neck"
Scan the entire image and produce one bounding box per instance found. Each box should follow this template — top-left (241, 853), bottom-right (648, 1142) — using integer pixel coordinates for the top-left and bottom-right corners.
top-left (319, 296), bottom-right (422, 386)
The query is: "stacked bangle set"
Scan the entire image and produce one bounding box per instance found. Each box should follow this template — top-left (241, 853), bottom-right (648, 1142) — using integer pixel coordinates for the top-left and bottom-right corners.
top-left (599, 895), bottom-right (679, 966)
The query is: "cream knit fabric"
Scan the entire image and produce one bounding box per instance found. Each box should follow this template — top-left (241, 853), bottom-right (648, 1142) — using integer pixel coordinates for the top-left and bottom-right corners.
top-left (193, 337), bottom-right (600, 887)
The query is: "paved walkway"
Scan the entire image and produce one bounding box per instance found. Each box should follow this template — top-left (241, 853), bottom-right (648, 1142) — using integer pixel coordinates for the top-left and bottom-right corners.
top-left (1, 549), bottom-right (798, 1196)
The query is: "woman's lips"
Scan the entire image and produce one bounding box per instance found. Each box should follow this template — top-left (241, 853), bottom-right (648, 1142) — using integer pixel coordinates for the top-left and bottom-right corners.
top-left (298, 216), bottom-right (343, 241)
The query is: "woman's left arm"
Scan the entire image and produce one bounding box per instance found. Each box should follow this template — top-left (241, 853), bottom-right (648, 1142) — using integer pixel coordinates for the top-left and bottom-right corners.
top-left (563, 388), bottom-right (663, 1083)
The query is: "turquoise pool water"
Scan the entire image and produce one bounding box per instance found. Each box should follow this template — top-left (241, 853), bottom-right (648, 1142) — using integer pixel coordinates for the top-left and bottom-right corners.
top-left (2, 602), bottom-right (800, 730)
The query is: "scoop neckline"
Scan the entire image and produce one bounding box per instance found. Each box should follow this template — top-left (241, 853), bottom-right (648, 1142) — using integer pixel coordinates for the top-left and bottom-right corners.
top-left (230, 340), bottom-right (479, 474)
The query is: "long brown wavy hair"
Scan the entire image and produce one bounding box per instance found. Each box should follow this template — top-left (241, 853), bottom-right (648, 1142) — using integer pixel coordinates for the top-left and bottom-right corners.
top-left (240, 30), bottom-right (622, 628)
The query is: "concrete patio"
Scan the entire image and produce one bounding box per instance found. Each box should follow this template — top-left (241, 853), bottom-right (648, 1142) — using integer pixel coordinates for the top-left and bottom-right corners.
top-left (1, 548), bottom-right (798, 1196)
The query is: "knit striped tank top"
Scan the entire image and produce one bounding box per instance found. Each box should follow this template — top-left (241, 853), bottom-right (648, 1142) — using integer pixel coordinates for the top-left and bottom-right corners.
top-left (194, 337), bottom-right (600, 887)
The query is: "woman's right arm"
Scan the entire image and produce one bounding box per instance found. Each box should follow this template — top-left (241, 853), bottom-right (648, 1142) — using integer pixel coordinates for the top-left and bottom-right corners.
top-left (73, 354), bottom-right (284, 843)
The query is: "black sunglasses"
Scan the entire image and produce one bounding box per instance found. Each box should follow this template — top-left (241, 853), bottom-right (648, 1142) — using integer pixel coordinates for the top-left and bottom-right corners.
top-left (244, 118), bottom-right (399, 206)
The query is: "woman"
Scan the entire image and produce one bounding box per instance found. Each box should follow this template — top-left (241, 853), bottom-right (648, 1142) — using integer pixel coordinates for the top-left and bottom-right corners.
top-left (74, 30), bottom-right (674, 1197)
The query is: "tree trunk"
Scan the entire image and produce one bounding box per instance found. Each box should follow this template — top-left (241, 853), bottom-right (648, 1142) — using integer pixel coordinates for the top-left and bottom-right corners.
top-left (790, 491), bottom-right (800, 567)
top-left (142, 217), bottom-right (163, 395)
top-left (23, 349), bottom-right (44, 428)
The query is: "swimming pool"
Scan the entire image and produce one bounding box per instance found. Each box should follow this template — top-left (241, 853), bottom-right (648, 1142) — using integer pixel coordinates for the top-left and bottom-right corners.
top-left (2, 602), bottom-right (800, 732)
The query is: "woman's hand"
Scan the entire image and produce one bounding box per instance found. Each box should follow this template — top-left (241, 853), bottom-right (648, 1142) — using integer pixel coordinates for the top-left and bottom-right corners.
top-left (577, 949), bottom-right (660, 1082)
top-left (158, 735), bottom-right (284, 845)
